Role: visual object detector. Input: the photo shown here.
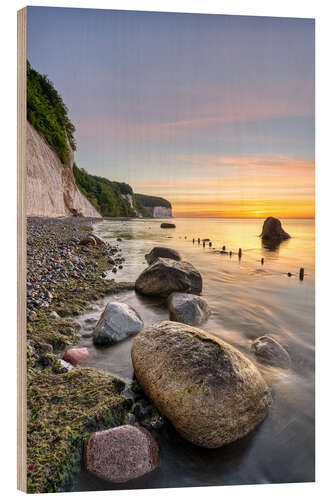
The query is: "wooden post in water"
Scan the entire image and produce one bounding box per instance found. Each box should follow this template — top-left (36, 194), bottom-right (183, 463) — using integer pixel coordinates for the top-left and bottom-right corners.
top-left (238, 248), bottom-right (242, 258)
top-left (222, 245), bottom-right (226, 251)
top-left (299, 268), bottom-right (304, 280)
top-left (192, 238), bottom-right (195, 244)
top-left (261, 258), bottom-right (264, 265)
top-left (209, 242), bottom-right (212, 247)
top-left (203, 241), bottom-right (206, 248)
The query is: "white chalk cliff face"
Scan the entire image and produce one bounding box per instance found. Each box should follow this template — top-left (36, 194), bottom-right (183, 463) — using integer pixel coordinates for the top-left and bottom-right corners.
top-left (26, 121), bottom-right (101, 218)
top-left (145, 206), bottom-right (172, 218)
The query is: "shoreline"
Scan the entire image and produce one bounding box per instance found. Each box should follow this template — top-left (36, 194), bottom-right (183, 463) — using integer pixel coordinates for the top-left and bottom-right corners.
top-left (26, 217), bottom-right (136, 493)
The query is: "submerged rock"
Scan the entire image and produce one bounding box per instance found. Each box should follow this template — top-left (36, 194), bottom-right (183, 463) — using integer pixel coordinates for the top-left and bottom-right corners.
top-left (135, 258), bottom-right (202, 297)
top-left (132, 321), bottom-right (272, 448)
top-left (84, 425), bottom-right (159, 482)
top-left (62, 347), bottom-right (91, 366)
top-left (260, 217), bottom-right (290, 242)
top-left (161, 222), bottom-right (176, 228)
top-left (167, 292), bottom-right (210, 326)
top-left (93, 301), bottom-right (144, 346)
top-left (251, 336), bottom-right (291, 368)
top-left (145, 247), bottom-right (181, 265)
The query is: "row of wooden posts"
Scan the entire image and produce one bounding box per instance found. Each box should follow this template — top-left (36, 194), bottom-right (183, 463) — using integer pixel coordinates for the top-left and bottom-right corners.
top-left (188, 237), bottom-right (305, 280)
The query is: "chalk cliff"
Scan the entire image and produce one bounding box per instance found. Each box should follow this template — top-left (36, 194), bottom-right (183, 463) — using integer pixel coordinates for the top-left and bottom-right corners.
top-left (144, 206), bottom-right (172, 218)
top-left (26, 121), bottom-right (101, 218)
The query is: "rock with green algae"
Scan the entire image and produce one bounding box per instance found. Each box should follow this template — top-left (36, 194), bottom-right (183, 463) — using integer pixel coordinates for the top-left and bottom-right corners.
top-left (27, 367), bottom-right (129, 493)
top-left (132, 321), bottom-right (272, 448)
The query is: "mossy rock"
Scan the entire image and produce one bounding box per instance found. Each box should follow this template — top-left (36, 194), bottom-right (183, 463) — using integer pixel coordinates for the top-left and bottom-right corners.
top-left (132, 321), bottom-right (272, 448)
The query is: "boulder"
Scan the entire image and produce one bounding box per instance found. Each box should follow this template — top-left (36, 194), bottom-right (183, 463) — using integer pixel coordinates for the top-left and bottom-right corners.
top-left (260, 217), bottom-right (290, 242)
top-left (93, 301), bottom-right (144, 346)
top-left (62, 347), bottom-right (91, 366)
top-left (145, 247), bottom-right (181, 265)
top-left (167, 292), bottom-right (210, 326)
top-left (84, 425), bottom-right (159, 482)
top-left (251, 336), bottom-right (291, 369)
top-left (161, 223), bottom-right (176, 228)
top-left (131, 321), bottom-right (272, 448)
top-left (135, 258), bottom-right (202, 297)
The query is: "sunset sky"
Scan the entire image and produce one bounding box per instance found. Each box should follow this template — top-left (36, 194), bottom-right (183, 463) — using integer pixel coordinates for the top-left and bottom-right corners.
top-left (27, 7), bottom-right (315, 218)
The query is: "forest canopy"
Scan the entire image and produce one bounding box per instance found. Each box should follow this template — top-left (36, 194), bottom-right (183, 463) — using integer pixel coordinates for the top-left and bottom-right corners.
top-left (73, 164), bottom-right (137, 217)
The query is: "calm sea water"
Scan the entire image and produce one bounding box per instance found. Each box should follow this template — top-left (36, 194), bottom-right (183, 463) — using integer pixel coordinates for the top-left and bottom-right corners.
top-left (72, 218), bottom-right (315, 491)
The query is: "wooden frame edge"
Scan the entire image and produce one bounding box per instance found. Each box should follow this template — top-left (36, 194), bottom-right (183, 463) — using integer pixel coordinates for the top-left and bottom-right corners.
top-left (17, 6), bottom-right (27, 493)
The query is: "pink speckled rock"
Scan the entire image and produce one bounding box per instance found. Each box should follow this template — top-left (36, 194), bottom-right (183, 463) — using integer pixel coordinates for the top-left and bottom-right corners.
top-left (62, 348), bottom-right (91, 366)
top-left (84, 425), bottom-right (159, 482)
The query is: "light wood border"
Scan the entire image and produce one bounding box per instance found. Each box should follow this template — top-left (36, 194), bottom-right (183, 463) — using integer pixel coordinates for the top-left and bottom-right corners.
top-left (17, 7), bottom-right (27, 493)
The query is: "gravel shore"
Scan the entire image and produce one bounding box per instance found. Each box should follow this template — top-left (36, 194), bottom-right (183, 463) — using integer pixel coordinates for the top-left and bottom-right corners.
top-left (26, 217), bottom-right (135, 493)
top-left (27, 217), bottom-right (125, 320)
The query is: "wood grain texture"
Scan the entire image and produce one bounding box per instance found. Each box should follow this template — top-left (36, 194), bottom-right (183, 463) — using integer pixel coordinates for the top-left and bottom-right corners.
top-left (17, 7), bottom-right (27, 493)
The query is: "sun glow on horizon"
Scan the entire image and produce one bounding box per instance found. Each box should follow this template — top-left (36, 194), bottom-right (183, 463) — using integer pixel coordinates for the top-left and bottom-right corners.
top-left (133, 154), bottom-right (315, 219)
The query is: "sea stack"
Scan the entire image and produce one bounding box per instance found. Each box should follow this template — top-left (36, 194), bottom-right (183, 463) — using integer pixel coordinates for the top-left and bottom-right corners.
top-left (260, 217), bottom-right (290, 242)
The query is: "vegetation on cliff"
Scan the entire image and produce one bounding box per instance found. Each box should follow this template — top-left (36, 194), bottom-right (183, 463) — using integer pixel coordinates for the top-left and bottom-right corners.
top-left (27, 61), bottom-right (76, 163)
top-left (73, 164), bottom-right (137, 217)
top-left (134, 193), bottom-right (171, 209)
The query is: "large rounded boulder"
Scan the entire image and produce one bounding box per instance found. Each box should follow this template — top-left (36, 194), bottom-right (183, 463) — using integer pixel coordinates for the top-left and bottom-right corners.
top-left (131, 321), bottom-right (272, 448)
top-left (167, 292), bottom-right (210, 326)
top-left (145, 247), bottom-right (181, 265)
top-left (260, 217), bottom-right (290, 242)
top-left (135, 258), bottom-right (202, 297)
top-left (84, 425), bottom-right (159, 482)
top-left (251, 336), bottom-right (291, 369)
top-left (93, 302), bottom-right (144, 346)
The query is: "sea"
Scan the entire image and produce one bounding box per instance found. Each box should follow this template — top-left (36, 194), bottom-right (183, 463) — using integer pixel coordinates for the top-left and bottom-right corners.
top-left (72, 217), bottom-right (315, 491)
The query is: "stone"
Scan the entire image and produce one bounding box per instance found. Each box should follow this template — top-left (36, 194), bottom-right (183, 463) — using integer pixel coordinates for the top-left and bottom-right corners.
top-left (167, 292), bottom-right (210, 326)
top-left (260, 217), bottom-right (290, 242)
top-left (90, 234), bottom-right (105, 245)
top-left (50, 310), bottom-right (60, 319)
top-left (93, 301), bottom-right (144, 346)
top-left (79, 236), bottom-right (97, 246)
top-left (84, 425), bottom-right (159, 482)
top-left (160, 223), bottom-right (176, 228)
top-left (145, 247), bottom-right (181, 265)
top-left (59, 359), bottom-right (74, 372)
top-left (251, 336), bottom-right (291, 369)
top-left (62, 347), bottom-right (91, 366)
top-left (135, 258), bottom-right (202, 297)
top-left (132, 321), bottom-right (272, 448)
top-left (37, 342), bottom-right (53, 353)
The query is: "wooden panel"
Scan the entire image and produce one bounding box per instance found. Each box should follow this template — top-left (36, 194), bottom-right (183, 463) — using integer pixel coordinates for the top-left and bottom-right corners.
top-left (17, 6), bottom-right (27, 493)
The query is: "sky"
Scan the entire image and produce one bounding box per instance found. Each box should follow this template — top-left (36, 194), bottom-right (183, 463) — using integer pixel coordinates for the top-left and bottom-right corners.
top-left (27, 7), bottom-right (315, 218)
